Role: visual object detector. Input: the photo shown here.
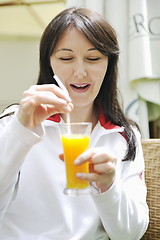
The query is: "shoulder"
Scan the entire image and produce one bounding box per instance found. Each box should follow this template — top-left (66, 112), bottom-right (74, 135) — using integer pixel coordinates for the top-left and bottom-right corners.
top-left (0, 104), bottom-right (19, 127)
top-left (0, 104), bottom-right (19, 119)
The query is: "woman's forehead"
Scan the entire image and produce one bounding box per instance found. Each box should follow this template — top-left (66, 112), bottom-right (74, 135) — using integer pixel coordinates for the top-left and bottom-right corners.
top-left (54, 28), bottom-right (94, 50)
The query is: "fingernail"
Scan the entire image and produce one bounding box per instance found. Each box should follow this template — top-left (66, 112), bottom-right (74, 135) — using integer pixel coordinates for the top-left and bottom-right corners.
top-left (66, 95), bottom-right (71, 102)
top-left (69, 103), bottom-right (74, 110)
top-left (74, 159), bottom-right (80, 165)
top-left (63, 105), bottom-right (71, 112)
top-left (76, 173), bottom-right (82, 177)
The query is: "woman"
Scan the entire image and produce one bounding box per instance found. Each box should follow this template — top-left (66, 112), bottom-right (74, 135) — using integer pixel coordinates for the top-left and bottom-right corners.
top-left (0, 7), bottom-right (149, 240)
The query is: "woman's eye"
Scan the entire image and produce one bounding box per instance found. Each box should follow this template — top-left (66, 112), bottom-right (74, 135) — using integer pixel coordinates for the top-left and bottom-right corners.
top-left (87, 57), bottom-right (100, 62)
top-left (60, 57), bottom-right (73, 61)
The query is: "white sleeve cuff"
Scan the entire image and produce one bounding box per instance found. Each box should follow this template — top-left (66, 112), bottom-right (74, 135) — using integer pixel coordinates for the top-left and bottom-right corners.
top-left (11, 113), bottom-right (45, 146)
top-left (91, 178), bottom-right (121, 207)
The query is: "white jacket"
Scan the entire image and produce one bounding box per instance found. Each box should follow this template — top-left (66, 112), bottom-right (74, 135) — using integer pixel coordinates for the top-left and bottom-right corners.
top-left (0, 106), bottom-right (149, 240)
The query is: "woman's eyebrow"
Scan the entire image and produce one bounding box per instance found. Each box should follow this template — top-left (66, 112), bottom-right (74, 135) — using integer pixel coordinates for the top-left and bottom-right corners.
top-left (55, 48), bottom-right (97, 53)
top-left (56, 48), bottom-right (73, 53)
top-left (87, 48), bottom-right (97, 51)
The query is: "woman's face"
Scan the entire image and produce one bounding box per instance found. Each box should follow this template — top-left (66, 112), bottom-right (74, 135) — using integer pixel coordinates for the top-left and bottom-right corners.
top-left (50, 27), bottom-right (108, 109)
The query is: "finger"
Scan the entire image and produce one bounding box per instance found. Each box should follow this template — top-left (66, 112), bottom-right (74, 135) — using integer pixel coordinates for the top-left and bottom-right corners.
top-left (92, 151), bottom-right (117, 164)
top-left (74, 149), bottom-right (95, 165)
top-left (40, 102), bottom-right (74, 114)
top-left (29, 84), bottom-right (71, 103)
top-left (76, 172), bottom-right (100, 182)
top-left (76, 172), bottom-right (109, 184)
top-left (23, 86), bottom-right (70, 102)
top-left (93, 161), bottom-right (116, 174)
top-left (20, 91), bottom-right (72, 113)
top-left (76, 172), bottom-right (114, 185)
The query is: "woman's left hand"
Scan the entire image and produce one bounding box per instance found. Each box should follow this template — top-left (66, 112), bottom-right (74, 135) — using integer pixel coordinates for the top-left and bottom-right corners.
top-left (74, 147), bottom-right (117, 193)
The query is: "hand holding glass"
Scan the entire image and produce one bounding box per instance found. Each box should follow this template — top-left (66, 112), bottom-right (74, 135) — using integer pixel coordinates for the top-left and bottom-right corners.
top-left (59, 122), bottom-right (92, 196)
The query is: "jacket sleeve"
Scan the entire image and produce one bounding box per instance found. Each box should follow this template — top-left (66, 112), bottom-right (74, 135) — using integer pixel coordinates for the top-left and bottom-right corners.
top-left (91, 129), bottom-right (149, 240)
top-left (0, 110), bottom-right (44, 219)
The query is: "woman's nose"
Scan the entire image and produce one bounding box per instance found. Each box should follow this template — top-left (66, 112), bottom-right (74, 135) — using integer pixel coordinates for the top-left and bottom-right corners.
top-left (73, 61), bottom-right (87, 79)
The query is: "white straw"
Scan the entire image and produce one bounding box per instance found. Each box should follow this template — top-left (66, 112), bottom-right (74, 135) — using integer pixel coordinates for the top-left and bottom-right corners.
top-left (54, 75), bottom-right (69, 96)
top-left (53, 75), bottom-right (71, 134)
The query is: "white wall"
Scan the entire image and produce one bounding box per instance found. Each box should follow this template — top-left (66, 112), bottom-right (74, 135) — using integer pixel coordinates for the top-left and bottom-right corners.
top-left (0, 38), bottom-right (39, 113)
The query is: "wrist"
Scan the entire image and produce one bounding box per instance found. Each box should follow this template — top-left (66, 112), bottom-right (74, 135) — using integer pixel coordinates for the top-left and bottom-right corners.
top-left (91, 179), bottom-right (115, 194)
top-left (98, 182), bottom-right (114, 193)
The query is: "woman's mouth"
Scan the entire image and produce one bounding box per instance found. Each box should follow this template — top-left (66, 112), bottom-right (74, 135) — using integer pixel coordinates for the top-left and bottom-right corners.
top-left (70, 83), bottom-right (90, 92)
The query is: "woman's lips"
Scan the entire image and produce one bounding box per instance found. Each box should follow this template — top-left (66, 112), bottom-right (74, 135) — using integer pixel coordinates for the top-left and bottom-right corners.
top-left (70, 83), bottom-right (90, 92)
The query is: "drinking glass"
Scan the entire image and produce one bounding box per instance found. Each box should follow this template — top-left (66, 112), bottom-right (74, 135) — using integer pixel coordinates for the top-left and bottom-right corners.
top-left (59, 122), bottom-right (92, 196)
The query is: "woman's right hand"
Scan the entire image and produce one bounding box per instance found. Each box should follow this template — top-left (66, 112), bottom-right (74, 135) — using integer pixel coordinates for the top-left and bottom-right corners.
top-left (17, 84), bottom-right (73, 130)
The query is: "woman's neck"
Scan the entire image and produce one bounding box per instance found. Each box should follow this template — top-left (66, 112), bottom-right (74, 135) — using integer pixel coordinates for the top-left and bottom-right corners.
top-left (61, 105), bottom-right (98, 129)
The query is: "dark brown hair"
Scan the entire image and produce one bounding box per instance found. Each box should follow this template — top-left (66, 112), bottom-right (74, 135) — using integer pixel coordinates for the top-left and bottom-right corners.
top-left (37, 7), bottom-right (137, 161)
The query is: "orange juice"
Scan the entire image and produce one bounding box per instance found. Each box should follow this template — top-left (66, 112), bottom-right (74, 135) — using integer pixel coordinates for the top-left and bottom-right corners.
top-left (61, 134), bottom-right (90, 189)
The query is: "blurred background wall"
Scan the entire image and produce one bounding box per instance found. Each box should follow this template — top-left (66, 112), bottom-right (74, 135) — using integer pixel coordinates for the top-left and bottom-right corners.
top-left (0, 38), bottom-right (39, 111)
top-left (0, 0), bottom-right (66, 112)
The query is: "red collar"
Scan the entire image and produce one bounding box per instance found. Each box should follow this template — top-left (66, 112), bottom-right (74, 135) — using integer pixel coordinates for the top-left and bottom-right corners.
top-left (98, 111), bottom-right (122, 130)
top-left (47, 114), bottom-right (61, 123)
top-left (47, 112), bottom-right (122, 131)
